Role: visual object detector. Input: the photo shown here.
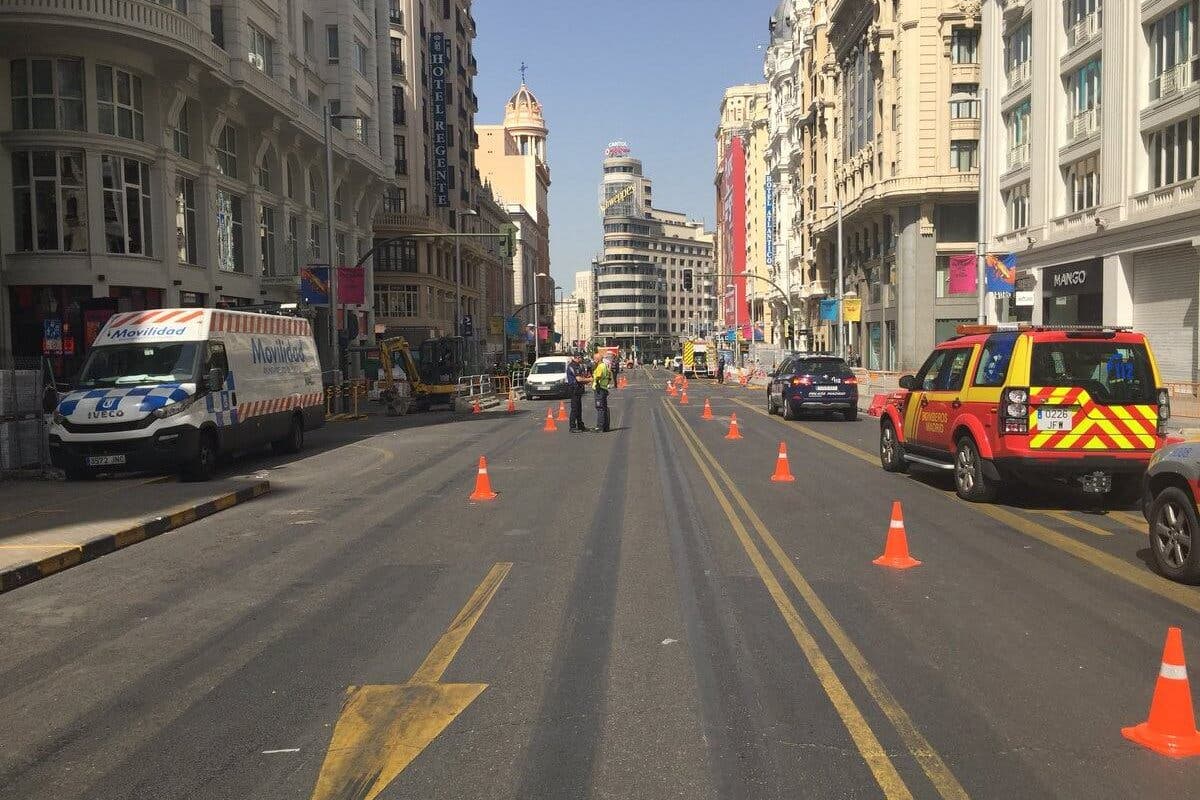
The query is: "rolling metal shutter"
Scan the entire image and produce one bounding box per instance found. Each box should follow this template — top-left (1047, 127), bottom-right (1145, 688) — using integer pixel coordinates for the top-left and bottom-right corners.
top-left (1132, 244), bottom-right (1199, 383)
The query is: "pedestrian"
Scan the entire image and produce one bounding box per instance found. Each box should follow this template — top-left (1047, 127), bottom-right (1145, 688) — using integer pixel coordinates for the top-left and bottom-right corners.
top-left (716, 355), bottom-right (726, 384)
top-left (592, 354), bottom-right (614, 432)
top-left (566, 353), bottom-right (589, 433)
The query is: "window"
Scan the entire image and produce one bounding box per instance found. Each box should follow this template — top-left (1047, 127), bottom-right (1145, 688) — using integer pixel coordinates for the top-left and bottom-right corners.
top-left (841, 43), bottom-right (874, 157)
top-left (1030, 341), bottom-right (1155, 405)
top-left (259, 205), bottom-right (276, 276)
top-left (287, 213), bottom-right (300, 272)
top-left (11, 150), bottom-right (87, 252)
top-left (327, 25), bottom-right (339, 63)
top-left (354, 39), bottom-right (368, 75)
top-left (176, 175), bottom-right (198, 265)
top-left (1149, 1), bottom-right (1199, 100)
top-left (285, 158), bottom-right (297, 199)
top-left (9, 58), bottom-right (84, 131)
top-left (1004, 182), bottom-right (1030, 230)
top-left (1005, 99), bottom-right (1030, 167)
top-left (374, 285), bottom-right (420, 317)
top-left (949, 83), bottom-right (979, 118)
top-left (1067, 59), bottom-right (1101, 138)
top-left (1005, 21), bottom-right (1032, 87)
top-left (248, 25), bottom-right (273, 75)
top-left (951, 27), bottom-right (978, 64)
top-left (256, 152), bottom-right (274, 191)
top-left (374, 238), bottom-right (419, 271)
top-left (1066, 155), bottom-right (1100, 211)
top-left (308, 170), bottom-right (320, 209)
top-left (391, 38), bottom-right (404, 75)
top-left (1066, 0), bottom-right (1102, 48)
top-left (383, 186), bottom-right (407, 213)
top-left (395, 134), bottom-right (408, 174)
top-left (101, 154), bottom-right (153, 256)
top-left (216, 189), bottom-right (243, 272)
top-left (393, 86), bottom-right (406, 124)
top-left (307, 91), bottom-right (320, 115)
top-left (334, 184), bottom-right (345, 220)
top-left (973, 333), bottom-right (1018, 388)
top-left (1149, 114), bottom-right (1200, 189)
top-left (335, 232), bottom-right (347, 266)
top-left (302, 15), bottom-right (314, 55)
top-left (354, 115), bottom-right (369, 145)
top-left (173, 101), bottom-right (192, 158)
top-left (211, 5), bottom-right (225, 49)
top-left (96, 65), bottom-right (145, 140)
top-left (309, 221), bottom-right (321, 260)
top-left (216, 124), bottom-right (238, 177)
top-left (950, 139), bottom-right (978, 171)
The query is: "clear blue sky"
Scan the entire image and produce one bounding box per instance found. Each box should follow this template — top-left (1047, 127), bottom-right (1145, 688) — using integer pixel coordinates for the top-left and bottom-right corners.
top-left (472, 0), bottom-right (775, 291)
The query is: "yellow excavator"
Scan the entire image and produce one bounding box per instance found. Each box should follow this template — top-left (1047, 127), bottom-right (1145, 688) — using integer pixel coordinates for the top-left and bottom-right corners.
top-left (378, 335), bottom-right (479, 414)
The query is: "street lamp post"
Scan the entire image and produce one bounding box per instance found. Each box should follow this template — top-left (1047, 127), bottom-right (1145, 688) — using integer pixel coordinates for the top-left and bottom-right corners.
top-left (726, 282), bottom-right (737, 367)
top-left (454, 208), bottom-right (478, 337)
top-left (819, 200), bottom-right (845, 358)
top-left (323, 109), bottom-right (362, 393)
top-left (534, 271), bottom-right (549, 360)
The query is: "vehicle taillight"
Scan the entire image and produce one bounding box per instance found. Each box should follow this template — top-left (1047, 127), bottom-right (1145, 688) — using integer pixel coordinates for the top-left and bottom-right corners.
top-left (1157, 388), bottom-right (1170, 436)
top-left (1000, 386), bottom-right (1029, 435)
top-left (842, 376), bottom-right (858, 385)
top-left (792, 376), bottom-right (812, 386)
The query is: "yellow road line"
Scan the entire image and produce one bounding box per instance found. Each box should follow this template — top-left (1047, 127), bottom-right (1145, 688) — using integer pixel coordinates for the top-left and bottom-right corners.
top-left (660, 401), bottom-right (915, 799)
top-left (410, 561), bottom-right (513, 684)
top-left (1029, 510), bottom-right (1113, 537)
top-left (1108, 510), bottom-right (1148, 534)
top-left (666, 401), bottom-right (970, 800)
top-left (735, 398), bottom-right (1200, 614)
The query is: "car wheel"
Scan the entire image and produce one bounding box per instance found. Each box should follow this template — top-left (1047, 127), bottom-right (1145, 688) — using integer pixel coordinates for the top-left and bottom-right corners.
top-left (766, 392), bottom-right (776, 415)
top-left (182, 431), bottom-right (217, 482)
top-left (273, 415), bottom-right (304, 455)
top-left (954, 436), bottom-right (997, 502)
top-left (782, 395), bottom-right (796, 421)
top-left (843, 408), bottom-right (858, 422)
top-left (880, 421), bottom-right (907, 473)
top-left (1148, 486), bottom-right (1200, 584)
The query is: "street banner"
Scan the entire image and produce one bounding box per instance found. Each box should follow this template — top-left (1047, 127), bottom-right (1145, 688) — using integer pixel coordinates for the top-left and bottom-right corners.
top-left (42, 319), bottom-right (63, 355)
top-left (489, 315), bottom-right (504, 335)
top-left (337, 267), bottom-right (365, 305)
top-left (986, 252), bottom-right (1018, 293)
top-left (301, 266), bottom-right (330, 305)
top-left (538, 325), bottom-right (549, 341)
top-left (948, 254), bottom-right (977, 295)
top-left (843, 297), bottom-right (862, 323)
top-left (819, 298), bottom-right (838, 321)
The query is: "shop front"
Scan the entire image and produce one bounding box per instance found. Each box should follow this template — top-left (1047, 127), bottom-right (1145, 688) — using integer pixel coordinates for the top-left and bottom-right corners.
top-left (1041, 259), bottom-right (1102, 326)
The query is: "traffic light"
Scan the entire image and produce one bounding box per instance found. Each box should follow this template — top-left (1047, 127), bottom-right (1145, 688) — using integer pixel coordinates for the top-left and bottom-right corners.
top-left (499, 223), bottom-right (518, 258)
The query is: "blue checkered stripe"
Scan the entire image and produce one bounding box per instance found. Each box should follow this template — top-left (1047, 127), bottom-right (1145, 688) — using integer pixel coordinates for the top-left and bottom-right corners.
top-left (58, 383), bottom-right (191, 415)
top-left (204, 372), bottom-right (239, 427)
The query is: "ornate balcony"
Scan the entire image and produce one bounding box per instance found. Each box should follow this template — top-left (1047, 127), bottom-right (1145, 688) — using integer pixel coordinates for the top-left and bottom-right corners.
top-left (1068, 106), bottom-right (1101, 141)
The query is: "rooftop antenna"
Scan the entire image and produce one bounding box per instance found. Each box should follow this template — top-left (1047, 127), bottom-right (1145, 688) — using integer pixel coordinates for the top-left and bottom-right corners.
top-left (519, 61), bottom-right (527, 84)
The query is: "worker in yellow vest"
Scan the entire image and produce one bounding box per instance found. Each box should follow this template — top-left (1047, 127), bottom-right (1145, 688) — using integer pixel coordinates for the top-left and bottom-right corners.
top-left (592, 355), bottom-right (613, 433)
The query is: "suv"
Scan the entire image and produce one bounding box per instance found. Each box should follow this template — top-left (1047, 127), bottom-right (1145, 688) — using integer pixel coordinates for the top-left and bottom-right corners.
top-left (878, 326), bottom-right (1168, 502)
top-left (766, 354), bottom-right (859, 421)
top-left (1142, 440), bottom-right (1200, 583)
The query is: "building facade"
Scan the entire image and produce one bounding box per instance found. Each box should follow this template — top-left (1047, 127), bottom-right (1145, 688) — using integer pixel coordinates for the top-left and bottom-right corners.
top-left (982, 0), bottom-right (1200, 382)
top-left (0, 0), bottom-right (391, 374)
top-left (372, 0), bottom-right (494, 350)
top-left (475, 80), bottom-right (552, 352)
top-left (715, 84), bottom-right (772, 353)
top-left (804, 0), bottom-right (984, 371)
top-left (573, 268), bottom-right (594, 345)
top-left (596, 142), bottom-right (714, 360)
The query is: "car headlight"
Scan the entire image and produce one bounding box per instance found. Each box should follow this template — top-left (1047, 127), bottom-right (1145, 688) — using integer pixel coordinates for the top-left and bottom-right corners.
top-left (152, 394), bottom-right (198, 419)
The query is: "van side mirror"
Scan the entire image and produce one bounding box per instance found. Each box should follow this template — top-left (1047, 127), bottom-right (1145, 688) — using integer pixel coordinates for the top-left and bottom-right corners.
top-left (898, 375), bottom-right (917, 391)
top-left (206, 368), bottom-right (224, 392)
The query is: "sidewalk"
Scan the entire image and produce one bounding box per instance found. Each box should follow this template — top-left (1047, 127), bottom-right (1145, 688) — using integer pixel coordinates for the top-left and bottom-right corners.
top-left (0, 475), bottom-right (269, 593)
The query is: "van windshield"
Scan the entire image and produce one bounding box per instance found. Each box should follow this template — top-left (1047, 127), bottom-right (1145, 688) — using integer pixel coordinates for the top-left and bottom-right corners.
top-left (531, 361), bottom-right (566, 375)
top-left (77, 343), bottom-right (200, 389)
top-left (1029, 341), bottom-right (1155, 405)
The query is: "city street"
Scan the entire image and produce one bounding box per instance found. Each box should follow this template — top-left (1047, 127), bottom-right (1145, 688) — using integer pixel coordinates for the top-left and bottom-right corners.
top-left (2, 369), bottom-right (1199, 799)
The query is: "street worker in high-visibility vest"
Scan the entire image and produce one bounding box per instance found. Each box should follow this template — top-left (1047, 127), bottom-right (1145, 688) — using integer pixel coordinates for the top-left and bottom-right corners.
top-left (592, 355), bottom-right (614, 433)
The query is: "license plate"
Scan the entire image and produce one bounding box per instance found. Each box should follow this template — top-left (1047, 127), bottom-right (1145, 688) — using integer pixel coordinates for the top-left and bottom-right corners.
top-left (86, 454), bottom-right (126, 467)
top-left (1036, 407), bottom-right (1074, 431)
top-left (817, 385), bottom-right (837, 391)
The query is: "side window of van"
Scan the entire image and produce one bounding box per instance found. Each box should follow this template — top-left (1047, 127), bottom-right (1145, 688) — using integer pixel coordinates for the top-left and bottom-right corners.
top-left (204, 341), bottom-right (229, 386)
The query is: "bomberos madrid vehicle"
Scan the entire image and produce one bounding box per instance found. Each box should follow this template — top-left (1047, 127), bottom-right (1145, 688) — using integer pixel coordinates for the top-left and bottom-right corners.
top-left (49, 308), bottom-right (325, 481)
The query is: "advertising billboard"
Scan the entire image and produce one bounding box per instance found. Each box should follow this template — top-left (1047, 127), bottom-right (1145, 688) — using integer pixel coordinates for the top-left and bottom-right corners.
top-left (600, 180), bottom-right (639, 218)
top-left (720, 134), bottom-right (747, 336)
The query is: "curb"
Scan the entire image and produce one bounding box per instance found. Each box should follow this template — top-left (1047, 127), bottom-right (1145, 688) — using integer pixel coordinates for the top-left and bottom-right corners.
top-left (0, 480), bottom-right (271, 594)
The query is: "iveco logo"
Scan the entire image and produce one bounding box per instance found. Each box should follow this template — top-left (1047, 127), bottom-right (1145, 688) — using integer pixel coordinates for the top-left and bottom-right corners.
top-left (87, 410), bottom-right (125, 419)
top-left (1053, 270), bottom-right (1088, 288)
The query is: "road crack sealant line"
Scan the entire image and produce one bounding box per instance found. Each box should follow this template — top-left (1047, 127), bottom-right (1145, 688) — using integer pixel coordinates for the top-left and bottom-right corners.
top-left (731, 396), bottom-right (1200, 615)
top-left (0, 482), bottom-right (271, 594)
top-left (662, 399), bottom-right (972, 800)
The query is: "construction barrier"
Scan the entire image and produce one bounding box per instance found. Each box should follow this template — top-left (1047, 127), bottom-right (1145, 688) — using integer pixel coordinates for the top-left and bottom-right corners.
top-left (325, 380), bottom-right (368, 420)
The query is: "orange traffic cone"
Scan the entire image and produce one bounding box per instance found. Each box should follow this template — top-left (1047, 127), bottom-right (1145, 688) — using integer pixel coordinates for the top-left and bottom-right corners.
top-left (770, 441), bottom-right (795, 482)
top-left (1123, 627), bottom-right (1200, 758)
top-left (468, 455), bottom-right (498, 501)
top-left (556, 401), bottom-right (567, 421)
top-left (668, 383), bottom-right (678, 397)
top-left (472, 398), bottom-right (482, 414)
top-left (702, 399), bottom-right (714, 420)
top-left (873, 501), bottom-right (921, 569)
top-left (543, 408), bottom-right (558, 432)
top-left (506, 393), bottom-right (516, 413)
top-left (679, 390), bottom-right (690, 405)
top-left (725, 413), bottom-right (743, 440)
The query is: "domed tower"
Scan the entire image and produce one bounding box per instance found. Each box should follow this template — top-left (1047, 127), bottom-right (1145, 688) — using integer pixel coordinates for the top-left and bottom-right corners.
top-left (504, 81), bottom-right (548, 163)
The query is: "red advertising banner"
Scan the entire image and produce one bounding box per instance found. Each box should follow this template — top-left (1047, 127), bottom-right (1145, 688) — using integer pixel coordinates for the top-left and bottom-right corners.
top-left (337, 267), bottom-right (365, 305)
top-left (720, 135), bottom-right (748, 335)
top-left (948, 254), bottom-right (977, 295)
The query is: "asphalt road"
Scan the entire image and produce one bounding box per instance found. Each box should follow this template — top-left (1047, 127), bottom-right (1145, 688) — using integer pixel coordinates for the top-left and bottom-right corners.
top-left (2, 370), bottom-right (1198, 799)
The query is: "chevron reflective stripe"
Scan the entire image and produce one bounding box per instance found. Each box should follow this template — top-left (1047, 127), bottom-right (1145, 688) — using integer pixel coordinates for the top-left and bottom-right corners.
top-left (1029, 387), bottom-right (1157, 450)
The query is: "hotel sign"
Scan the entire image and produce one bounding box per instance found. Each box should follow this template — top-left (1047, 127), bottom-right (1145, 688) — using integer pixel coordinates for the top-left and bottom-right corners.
top-left (431, 32), bottom-right (449, 207)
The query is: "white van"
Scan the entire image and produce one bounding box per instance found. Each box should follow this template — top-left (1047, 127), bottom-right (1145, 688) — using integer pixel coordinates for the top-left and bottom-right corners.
top-left (525, 355), bottom-right (575, 400)
top-left (49, 308), bottom-right (325, 480)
